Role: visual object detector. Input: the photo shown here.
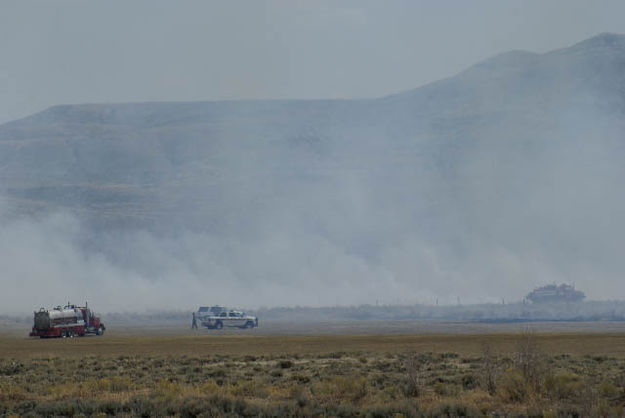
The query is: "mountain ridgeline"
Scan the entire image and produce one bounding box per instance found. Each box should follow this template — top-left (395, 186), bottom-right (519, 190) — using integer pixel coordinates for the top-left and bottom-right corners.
top-left (1, 33), bottom-right (624, 306)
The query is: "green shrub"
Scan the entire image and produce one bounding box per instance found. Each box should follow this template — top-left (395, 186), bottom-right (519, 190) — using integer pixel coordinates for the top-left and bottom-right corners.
top-left (461, 374), bottom-right (478, 390)
top-left (11, 400), bottom-right (38, 415)
top-left (0, 384), bottom-right (26, 401)
top-left (498, 369), bottom-right (528, 403)
top-left (125, 396), bottom-right (156, 417)
top-left (554, 405), bottom-right (582, 417)
top-left (440, 352), bottom-right (459, 359)
top-left (278, 360), bottom-right (294, 369)
top-left (434, 382), bottom-right (460, 396)
top-left (403, 353), bottom-right (430, 397)
top-left (109, 375), bottom-right (132, 392)
top-left (289, 385), bottom-right (309, 407)
top-left (544, 371), bottom-right (582, 400)
top-left (0, 361), bottom-right (25, 376)
top-left (208, 367), bottom-right (227, 378)
top-left (155, 379), bottom-right (182, 401)
top-left (328, 352), bottom-right (346, 359)
top-left (427, 401), bottom-right (481, 417)
top-left (229, 379), bottom-right (269, 399)
top-left (96, 400), bottom-right (125, 415)
top-left (598, 380), bottom-right (619, 399)
top-left (364, 401), bottom-right (423, 418)
top-left (314, 376), bottom-right (368, 403)
top-left (291, 374), bottom-right (311, 384)
top-left (35, 400), bottom-right (77, 417)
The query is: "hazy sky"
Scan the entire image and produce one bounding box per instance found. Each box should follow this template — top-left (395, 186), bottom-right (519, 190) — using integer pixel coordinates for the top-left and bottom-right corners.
top-left (1, 0), bottom-right (625, 124)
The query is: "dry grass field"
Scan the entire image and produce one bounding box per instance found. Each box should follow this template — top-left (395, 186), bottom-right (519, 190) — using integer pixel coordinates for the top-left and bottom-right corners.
top-left (2, 322), bottom-right (625, 416)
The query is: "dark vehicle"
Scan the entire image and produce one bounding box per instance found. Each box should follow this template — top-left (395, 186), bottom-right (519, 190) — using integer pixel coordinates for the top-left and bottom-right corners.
top-left (526, 283), bottom-right (585, 304)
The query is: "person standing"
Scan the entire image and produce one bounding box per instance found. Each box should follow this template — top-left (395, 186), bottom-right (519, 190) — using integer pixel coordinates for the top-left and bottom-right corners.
top-left (191, 311), bottom-right (198, 329)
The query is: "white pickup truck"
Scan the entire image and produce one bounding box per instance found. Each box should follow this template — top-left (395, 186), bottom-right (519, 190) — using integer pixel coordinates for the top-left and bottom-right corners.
top-left (197, 307), bottom-right (258, 329)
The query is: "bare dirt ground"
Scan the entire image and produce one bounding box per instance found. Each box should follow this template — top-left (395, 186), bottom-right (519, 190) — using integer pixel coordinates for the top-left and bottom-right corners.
top-left (192, 319), bottom-right (625, 337)
top-left (2, 320), bottom-right (625, 360)
top-left (7, 318), bottom-right (625, 337)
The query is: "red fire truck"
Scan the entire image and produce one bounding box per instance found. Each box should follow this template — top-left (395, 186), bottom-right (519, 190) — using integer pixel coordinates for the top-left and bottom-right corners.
top-left (29, 303), bottom-right (105, 338)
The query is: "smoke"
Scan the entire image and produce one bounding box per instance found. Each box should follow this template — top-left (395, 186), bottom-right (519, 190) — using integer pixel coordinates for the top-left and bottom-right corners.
top-left (0, 204), bottom-right (429, 314)
top-left (1, 103), bottom-right (623, 315)
top-left (1, 37), bottom-right (625, 314)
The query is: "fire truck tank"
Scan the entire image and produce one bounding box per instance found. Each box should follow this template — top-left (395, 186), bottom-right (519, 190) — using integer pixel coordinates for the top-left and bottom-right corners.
top-left (33, 306), bottom-right (83, 330)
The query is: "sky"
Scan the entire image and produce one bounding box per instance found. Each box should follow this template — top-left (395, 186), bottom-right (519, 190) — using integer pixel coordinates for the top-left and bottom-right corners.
top-left (1, 0), bottom-right (625, 124)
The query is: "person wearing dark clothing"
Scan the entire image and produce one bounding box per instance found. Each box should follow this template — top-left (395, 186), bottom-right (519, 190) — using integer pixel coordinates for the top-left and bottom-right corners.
top-left (191, 312), bottom-right (198, 329)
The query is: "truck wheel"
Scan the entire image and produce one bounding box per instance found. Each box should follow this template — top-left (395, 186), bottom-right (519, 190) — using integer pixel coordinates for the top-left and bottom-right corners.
top-left (96, 326), bottom-right (105, 336)
top-left (244, 321), bottom-right (254, 329)
top-left (215, 321), bottom-right (223, 329)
